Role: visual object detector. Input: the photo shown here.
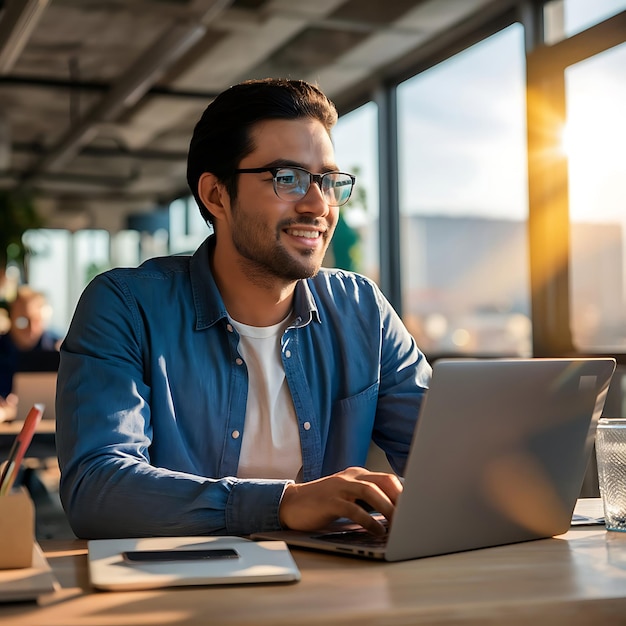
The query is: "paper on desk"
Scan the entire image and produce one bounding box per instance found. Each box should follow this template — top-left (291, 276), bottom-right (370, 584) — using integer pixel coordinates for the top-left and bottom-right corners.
top-left (88, 536), bottom-right (301, 591)
top-left (571, 498), bottom-right (605, 526)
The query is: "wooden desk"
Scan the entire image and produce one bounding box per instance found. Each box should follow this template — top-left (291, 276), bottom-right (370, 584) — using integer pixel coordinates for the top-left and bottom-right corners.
top-left (0, 419), bottom-right (56, 437)
top-left (1, 527), bottom-right (626, 625)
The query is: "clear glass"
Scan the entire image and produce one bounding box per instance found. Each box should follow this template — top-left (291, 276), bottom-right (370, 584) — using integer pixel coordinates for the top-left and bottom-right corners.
top-left (397, 24), bottom-right (530, 356)
top-left (331, 101), bottom-right (380, 280)
top-left (596, 418), bottom-right (626, 531)
top-left (565, 43), bottom-right (626, 351)
top-left (544, 0), bottom-right (626, 45)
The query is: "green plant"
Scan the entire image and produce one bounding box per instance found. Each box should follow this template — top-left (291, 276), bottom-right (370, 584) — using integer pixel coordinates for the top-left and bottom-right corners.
top-left (0, 189), bottom-right (43, 270)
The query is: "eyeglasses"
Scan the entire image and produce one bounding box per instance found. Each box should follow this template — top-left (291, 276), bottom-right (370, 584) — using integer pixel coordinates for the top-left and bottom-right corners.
top-left (234, 166), bottom-right (356, 207)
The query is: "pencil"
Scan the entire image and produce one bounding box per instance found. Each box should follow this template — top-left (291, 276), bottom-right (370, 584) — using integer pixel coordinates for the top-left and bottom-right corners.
top-left (0, 404), bottom-right (45, 496)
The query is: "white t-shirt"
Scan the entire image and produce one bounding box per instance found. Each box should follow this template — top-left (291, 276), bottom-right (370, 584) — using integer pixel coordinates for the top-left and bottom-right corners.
top-left (230, 314), bottom-right (302, 481)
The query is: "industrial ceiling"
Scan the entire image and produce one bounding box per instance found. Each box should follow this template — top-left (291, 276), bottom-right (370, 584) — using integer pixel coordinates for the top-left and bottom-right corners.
top-left (0, 0), bottom-right (507, 231)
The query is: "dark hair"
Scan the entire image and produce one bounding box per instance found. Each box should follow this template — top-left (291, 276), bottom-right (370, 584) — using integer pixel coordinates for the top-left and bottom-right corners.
top-left (186, 78), bottom-right (338, 224)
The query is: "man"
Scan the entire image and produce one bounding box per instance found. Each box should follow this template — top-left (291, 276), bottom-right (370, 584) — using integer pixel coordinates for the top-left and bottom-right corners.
top-left (56, 78), bottom-right (431, 539)
top-left (0, 286), bottom-right (61, 403)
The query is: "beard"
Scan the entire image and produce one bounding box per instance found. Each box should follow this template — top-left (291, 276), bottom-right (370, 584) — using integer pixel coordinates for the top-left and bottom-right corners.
top-left (230, 204), bottom-right (332, 283)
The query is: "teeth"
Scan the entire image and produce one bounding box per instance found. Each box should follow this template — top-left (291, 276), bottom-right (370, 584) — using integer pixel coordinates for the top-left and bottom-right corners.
top-left (289, 229), bottom-right (320, 238)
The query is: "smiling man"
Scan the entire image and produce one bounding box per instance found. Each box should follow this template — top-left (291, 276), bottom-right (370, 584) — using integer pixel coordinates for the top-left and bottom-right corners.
top-left (56, 79), bottom-right (431, 539)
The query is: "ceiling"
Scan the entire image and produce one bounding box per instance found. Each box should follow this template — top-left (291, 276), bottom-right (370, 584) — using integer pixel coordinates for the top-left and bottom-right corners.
top-left (0, 0), bottom-right (508, 231)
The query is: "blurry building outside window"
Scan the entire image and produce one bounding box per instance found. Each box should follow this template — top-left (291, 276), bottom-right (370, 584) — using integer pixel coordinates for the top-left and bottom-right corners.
top-left (397, 24), bottom-right (530, 357)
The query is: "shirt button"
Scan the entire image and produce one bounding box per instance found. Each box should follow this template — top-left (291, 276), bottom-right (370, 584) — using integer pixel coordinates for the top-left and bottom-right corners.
top-left (232, 430), bottom-right (240, 439)
top-left (303, 421), bottom-right (311, 431)
top-left (285, 350), bottom-right (291, 358)
top-left (235, 358), bottom-right (243, 365)
top-left (226, 324), bottom-right (234, 333)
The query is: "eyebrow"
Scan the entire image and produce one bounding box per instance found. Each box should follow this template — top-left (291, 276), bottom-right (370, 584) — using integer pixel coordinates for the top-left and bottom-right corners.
top-left (259, 159), bottom-right (341, 173)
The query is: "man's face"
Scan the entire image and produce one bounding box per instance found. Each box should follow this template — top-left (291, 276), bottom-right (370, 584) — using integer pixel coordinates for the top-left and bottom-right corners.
top-left (225, 118), bottom-right (339, 282)
top-left (10, 296), bottom-right (49, 350)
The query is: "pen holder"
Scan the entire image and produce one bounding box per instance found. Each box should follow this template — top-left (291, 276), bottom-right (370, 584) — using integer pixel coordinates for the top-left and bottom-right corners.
top-left (0, 488), bottom-right (34, 569)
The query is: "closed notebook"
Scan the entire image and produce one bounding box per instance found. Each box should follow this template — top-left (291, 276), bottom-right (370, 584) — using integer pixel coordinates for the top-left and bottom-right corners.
top-left (0, 544), bottom-right (60, 603)
top-left (87, 536), bottom-right (300, 591)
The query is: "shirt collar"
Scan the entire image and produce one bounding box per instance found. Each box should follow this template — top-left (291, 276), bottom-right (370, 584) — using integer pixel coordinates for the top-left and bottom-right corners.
top-left (189, 235), bottom-right (320, 330)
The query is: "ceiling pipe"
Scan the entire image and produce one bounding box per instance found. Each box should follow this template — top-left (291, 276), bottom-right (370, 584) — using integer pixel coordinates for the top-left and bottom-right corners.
top-left (0, 0), bottom-right (50, 74)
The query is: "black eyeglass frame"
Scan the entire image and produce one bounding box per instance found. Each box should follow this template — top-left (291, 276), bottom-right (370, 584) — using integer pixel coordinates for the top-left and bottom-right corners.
top-left (234, 166), bottom-right (356, 207)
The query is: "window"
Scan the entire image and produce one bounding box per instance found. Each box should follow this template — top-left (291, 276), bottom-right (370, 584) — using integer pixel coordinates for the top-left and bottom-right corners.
top-left (397, 24), bottom-right (530, 356)
top-left (565, 43), bottom-right (626, 351)
top-left (170, 196), bottom-right (211, 255)
top-left (23, 229), bottom-right (110, 335)
top-left (544, 0), bottom-right (626, 44)
top-left (331, 102), bottom-right (380, 281)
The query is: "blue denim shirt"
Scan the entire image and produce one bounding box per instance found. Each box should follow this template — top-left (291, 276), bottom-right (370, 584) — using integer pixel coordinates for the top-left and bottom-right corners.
top-left (56, 236), bottom-right (431, 539)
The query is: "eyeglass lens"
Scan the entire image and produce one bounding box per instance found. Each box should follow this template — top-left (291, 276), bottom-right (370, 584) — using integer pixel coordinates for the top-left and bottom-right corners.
top-left (274, 168), bottom-right (353, 206)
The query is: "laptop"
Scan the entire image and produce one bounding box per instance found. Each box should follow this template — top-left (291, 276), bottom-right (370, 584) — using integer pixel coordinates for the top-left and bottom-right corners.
top-left (12, 371), bottom-right (58, 422)
top-left (252, 357), bottom-right (616, 561)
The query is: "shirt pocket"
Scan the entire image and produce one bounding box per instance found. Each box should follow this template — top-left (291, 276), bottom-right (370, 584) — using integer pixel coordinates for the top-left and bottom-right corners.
top-left (324, 381), bottom-right (380, 471)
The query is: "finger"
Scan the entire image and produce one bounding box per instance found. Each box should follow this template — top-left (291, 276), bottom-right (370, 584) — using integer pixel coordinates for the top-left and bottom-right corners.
top-left (5, 393), bottom-right (18, 407)
top-left (341, 467), bottom-right (403, 504)
top-left (358, 471), bottom-right (404, 504)
top-left (336, 499), bottom-right (389, 536)
top-left (340, 480), bottom-right (396, 527)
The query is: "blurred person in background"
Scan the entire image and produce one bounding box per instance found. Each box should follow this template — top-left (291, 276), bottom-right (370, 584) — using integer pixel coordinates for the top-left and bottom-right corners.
top-left (0, 286), bottom-right (61, 416)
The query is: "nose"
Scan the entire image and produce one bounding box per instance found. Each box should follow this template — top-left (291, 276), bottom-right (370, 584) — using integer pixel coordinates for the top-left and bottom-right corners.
top-left (295, 179), bottom-right (330, 217)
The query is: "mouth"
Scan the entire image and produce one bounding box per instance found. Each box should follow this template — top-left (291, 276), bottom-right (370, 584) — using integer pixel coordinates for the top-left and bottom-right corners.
top-left (283, 224), bottom-right (327, 253)
top-left (285, 227), bottom-right (323, 239)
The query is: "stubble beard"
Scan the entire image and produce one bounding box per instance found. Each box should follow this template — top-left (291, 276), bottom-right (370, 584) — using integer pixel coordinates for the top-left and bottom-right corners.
top-left (231, 213), bottom-right (329, 285)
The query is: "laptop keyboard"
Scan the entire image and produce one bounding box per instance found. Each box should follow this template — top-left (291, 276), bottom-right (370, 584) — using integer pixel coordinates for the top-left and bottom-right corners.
top-left (313, 524), bottom-right (390, 548)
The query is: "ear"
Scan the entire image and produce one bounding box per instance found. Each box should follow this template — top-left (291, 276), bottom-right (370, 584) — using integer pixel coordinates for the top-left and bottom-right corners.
top-left (198, 172), bottom-right (230, 222)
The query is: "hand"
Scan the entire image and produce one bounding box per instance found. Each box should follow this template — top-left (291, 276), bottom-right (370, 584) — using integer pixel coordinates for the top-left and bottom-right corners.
top-left (279, 466), bottom-right (403, 536)
top-left (0, 393), bottom-right (18, 423)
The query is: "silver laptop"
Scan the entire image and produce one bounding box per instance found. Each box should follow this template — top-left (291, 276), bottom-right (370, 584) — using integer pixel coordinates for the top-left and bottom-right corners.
top-left (252, 357), bottom-right (616, 561)
top-left (12, 371), bottom-right (58, 422)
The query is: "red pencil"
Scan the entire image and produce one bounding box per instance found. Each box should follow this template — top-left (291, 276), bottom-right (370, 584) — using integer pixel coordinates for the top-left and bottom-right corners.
top-left (0, 404), bottom-right (45, 496)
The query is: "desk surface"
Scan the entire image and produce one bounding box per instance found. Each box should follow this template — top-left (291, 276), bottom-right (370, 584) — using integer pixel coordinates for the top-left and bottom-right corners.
top-left (0, 419), bottom-right (56, 436)
top-left (1, 526), bottom-right (626, 625)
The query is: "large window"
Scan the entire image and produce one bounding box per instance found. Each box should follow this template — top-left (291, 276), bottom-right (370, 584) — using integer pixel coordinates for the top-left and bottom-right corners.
top-left (397, 24), bottom-right (530, 357)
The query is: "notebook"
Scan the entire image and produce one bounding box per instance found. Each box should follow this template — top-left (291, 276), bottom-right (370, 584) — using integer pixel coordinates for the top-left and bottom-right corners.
top-left (252, 357), bottom-right (616, 561)
top-left (88, 536), bottom-right (301, 590)
top-left (0, 544), bottom-right (60, 603)
top-left (12, 371), bottom-right (57, 422)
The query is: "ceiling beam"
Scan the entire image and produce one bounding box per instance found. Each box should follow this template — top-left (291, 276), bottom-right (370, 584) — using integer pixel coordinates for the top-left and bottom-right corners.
top-left (0, 74), bottom-right (220, 100)
top-left (22, 0), bottom-right (232, 181)
top-left (0, 0), bottom-right (50, 74)
top-left (13, 141), bottom-right (187, 161)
